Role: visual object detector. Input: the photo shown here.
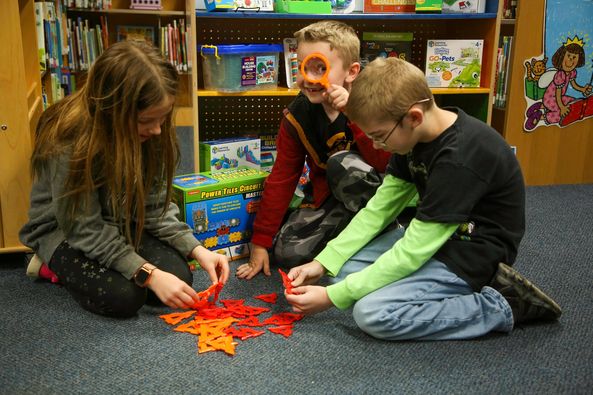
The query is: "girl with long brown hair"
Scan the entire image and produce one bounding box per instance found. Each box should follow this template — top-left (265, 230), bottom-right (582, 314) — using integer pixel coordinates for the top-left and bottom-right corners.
top-left (20, 40), bottom-right (229, 317)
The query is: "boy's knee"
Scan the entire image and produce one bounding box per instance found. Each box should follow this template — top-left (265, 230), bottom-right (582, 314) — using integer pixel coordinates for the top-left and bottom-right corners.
top-left (326, 151), bottom-right (366, 179)
top-left (273, 243), bottom-right (311, 269)
top-left (352, 299), bottom-right (395, 340)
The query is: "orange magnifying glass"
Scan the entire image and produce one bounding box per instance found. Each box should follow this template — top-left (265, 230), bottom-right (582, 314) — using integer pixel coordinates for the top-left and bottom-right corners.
top-left (300, 52), bottom-right (331, 89)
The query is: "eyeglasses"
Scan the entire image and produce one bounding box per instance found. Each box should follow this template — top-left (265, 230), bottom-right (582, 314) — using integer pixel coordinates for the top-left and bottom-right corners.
top-left (370, 98), bottom-right (432, 148)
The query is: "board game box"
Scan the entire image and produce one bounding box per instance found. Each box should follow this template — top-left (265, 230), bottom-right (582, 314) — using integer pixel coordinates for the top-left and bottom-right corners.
top-left (199, 137), bottom-right (261, 173)
top-left (425, 39), bottom-right (484, 88)
top-left (363, 0), bottom-right (415, 12)
top-left (361, 32), bottom-right (414, 67)
top-left (173, 168), bottom-right (268, 260)
top-left (442, 0), bottom-right (486, 13)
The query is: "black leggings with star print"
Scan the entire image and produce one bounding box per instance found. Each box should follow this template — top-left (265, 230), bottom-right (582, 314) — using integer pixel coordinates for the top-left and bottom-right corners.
top-left (48, 232), bottom-right (193, 318)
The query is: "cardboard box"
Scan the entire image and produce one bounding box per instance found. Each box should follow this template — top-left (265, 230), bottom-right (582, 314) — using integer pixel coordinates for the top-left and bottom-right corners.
top-left (361, 32), bottom-right (414, 67)
top-left (173, 169), bottom-right (268, 261)
top-left (259, 133), bottom-right (277, 172)
top-left (203, 0), bottom-right (274, 11)
top-left (442, 0), bottom-right (485, 13)
top-left (425, 39), bottom-right (484, 88)
top-left (199, 137), bottom-right (261, 173)
top-left (363, 0), bottom-right (415, 13)
top-left (415, 0), bottom-right (442, 13)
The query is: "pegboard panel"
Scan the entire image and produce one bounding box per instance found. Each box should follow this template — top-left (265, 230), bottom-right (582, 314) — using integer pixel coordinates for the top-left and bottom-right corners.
top-left (195, 16), bottom-right (497, 138)
top-left (198, 95), bottom-right (293, 140)
top-left (195, 17), bottom-right (492, 82)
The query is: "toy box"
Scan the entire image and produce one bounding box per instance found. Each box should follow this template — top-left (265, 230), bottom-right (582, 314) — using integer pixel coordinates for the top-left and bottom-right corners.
top-left (363, 0), bottom-right (415, 13)
top-left (425, 39), bottom-right (484, 88)
top-left (199, 137), bottom-right (261, 173)
top-left (204, 0), bottom-right (274, 11)
top-left (173, 169), bottom-right (269, 261)
top-left (442, 0), bottom-right (485, 13)
top-left (361, 32), bottom-right (414, 68)
top-left (274, 0), bottom-right (332, 13)
top-left (415, 0), bottom-right (442, 13)
top-left (200, 44), bottom-right (283, 92)
top-left (259, 133), bottom-right (278, 172)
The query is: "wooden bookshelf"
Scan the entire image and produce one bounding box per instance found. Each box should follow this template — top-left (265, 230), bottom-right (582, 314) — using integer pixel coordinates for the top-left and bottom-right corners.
top-left (0, 0), bottom-right (41, 252)
top-left (194, 2), bottom-right (503, 143)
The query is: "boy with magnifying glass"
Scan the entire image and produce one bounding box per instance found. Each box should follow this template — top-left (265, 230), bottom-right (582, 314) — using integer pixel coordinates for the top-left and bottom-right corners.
top-left (236, 21), bottom-right (391, 280)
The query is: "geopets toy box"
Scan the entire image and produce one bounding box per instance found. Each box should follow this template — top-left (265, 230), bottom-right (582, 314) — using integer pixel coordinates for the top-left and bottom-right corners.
top-left (425, 39), bottom-right (484, 88)
top-left (173, 168), bottom-right (268, 260)
top-left (199, 137), bottom-right (261, 173)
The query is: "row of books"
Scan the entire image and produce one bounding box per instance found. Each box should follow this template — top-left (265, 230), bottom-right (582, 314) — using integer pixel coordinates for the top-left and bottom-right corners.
top-left (493, 35), bottom-right (513, 108)
top-left (116, 21), bottom-right (191, 73)
top-left (502, 0), bottom-right (518, 19)
top-left (33, 1), bottom-right (190, 106)
top-left (64, 0), bottom-right (113, 9)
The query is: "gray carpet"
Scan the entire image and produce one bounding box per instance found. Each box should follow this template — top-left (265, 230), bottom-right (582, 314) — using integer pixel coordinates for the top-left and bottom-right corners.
top-left (1, 184), bottom-right (592, 394)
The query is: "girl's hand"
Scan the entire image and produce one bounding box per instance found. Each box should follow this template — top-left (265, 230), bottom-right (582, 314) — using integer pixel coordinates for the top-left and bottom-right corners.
top-left (560, 104), bottom-right (570, 117)
top-left (148, 269), bottom-right (201, 309)
top-left (284, 285), bottom-right (334, 315)
top-left (236, 244), bottom-right (271, 280)
top-left (191, 245), bottom-right (230, 285)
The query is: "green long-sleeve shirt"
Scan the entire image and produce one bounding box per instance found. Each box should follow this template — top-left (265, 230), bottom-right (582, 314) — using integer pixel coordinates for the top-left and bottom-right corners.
top-left (316, 174), bottom-right (459, 310)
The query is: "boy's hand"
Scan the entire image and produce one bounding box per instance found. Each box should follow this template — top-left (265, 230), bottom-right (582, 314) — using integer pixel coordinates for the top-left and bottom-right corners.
top-left (191, 245), bottom-right (230, 285)
top-left (284, 285), bottom-right (334, 315)
top-left (236, 244), bottom-right (271, 280)
top-left (324, 84), bottom-right (349, 111)
top-left (287, 260), bottom-right (326, 287)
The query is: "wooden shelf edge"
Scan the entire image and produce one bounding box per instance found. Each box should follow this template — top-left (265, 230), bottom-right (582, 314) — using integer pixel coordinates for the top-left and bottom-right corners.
top-left (67, 8), bottom-right (185, 16)
top-left (197, 87), bottom-right (491, 97)
top-left (198, 88), bottom-right (301, 97)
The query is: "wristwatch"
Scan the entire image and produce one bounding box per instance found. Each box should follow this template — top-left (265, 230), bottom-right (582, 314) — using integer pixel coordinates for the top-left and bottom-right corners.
top-left (134, 263), bottom-right (156, 287)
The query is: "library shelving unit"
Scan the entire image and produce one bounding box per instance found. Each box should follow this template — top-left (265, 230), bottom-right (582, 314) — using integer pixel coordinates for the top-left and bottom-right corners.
top-left (0, 0), bottom-right (198, 253)
top-left (0, 0), bottom-right (43, 252)
top-left (193, 0), bottom-right (503, 148)
top-left (50, 0), bottom-right (197, 129)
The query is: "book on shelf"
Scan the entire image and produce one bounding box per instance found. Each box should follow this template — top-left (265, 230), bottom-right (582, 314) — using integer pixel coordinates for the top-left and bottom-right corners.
top-left (116, 25), bottom-right (156, 45)
top-left (493, 35), bottom-right (513, 108)
top-left (66, 0), bottom-right (112, 10)
top-left (502, 0), bottom-right (518, 19)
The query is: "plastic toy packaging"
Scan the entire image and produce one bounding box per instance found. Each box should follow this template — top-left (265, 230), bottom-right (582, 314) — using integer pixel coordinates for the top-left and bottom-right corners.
top-left (331, 0), bottom-right (355, 13)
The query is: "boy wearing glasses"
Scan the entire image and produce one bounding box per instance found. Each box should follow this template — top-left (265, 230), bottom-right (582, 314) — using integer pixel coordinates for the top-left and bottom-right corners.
top-left (285, 57), bottom-right (562, 340)
top-left (236, 21), bottom-right (390, 280)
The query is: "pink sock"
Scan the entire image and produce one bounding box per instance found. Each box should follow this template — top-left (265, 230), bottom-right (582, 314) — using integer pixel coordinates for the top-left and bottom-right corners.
top-left (39, 263), bottom-right (59, 284)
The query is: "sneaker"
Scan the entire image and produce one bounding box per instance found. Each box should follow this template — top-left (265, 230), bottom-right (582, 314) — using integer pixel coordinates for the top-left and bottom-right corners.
top-left (26, 254), bottom-right (59, 284)
top-left (490, 263), bottom-right (562, 324)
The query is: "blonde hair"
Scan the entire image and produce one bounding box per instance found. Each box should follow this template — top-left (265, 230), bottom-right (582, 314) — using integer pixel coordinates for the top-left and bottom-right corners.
top-left (294, 20), bottom-right (360, 69)
top-left (346, 57), bottom-right (434, 125)
top-left (32, 40), bottom-right (179, 248)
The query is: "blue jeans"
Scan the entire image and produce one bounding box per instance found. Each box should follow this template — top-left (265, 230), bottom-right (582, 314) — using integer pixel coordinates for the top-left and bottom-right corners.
top-left (329, 227), bottom-right (514, 340)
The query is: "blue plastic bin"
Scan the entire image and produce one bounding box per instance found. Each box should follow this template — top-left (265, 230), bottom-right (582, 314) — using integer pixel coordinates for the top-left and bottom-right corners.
top-left (200, 44), bottom-right (284, 92)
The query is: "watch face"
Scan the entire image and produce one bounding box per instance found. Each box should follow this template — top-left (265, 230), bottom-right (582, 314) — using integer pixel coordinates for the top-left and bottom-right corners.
top-left (135, 267), bottom-right (151, 286)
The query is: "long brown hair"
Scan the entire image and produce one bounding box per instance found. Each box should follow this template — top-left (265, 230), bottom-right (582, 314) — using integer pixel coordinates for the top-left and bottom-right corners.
top-left (32, 40), bottom-right (180, 248)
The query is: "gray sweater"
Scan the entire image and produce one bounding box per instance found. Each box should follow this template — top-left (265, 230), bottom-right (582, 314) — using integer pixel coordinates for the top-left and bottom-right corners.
top-left (19, 152), bottom-right (200, 279)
